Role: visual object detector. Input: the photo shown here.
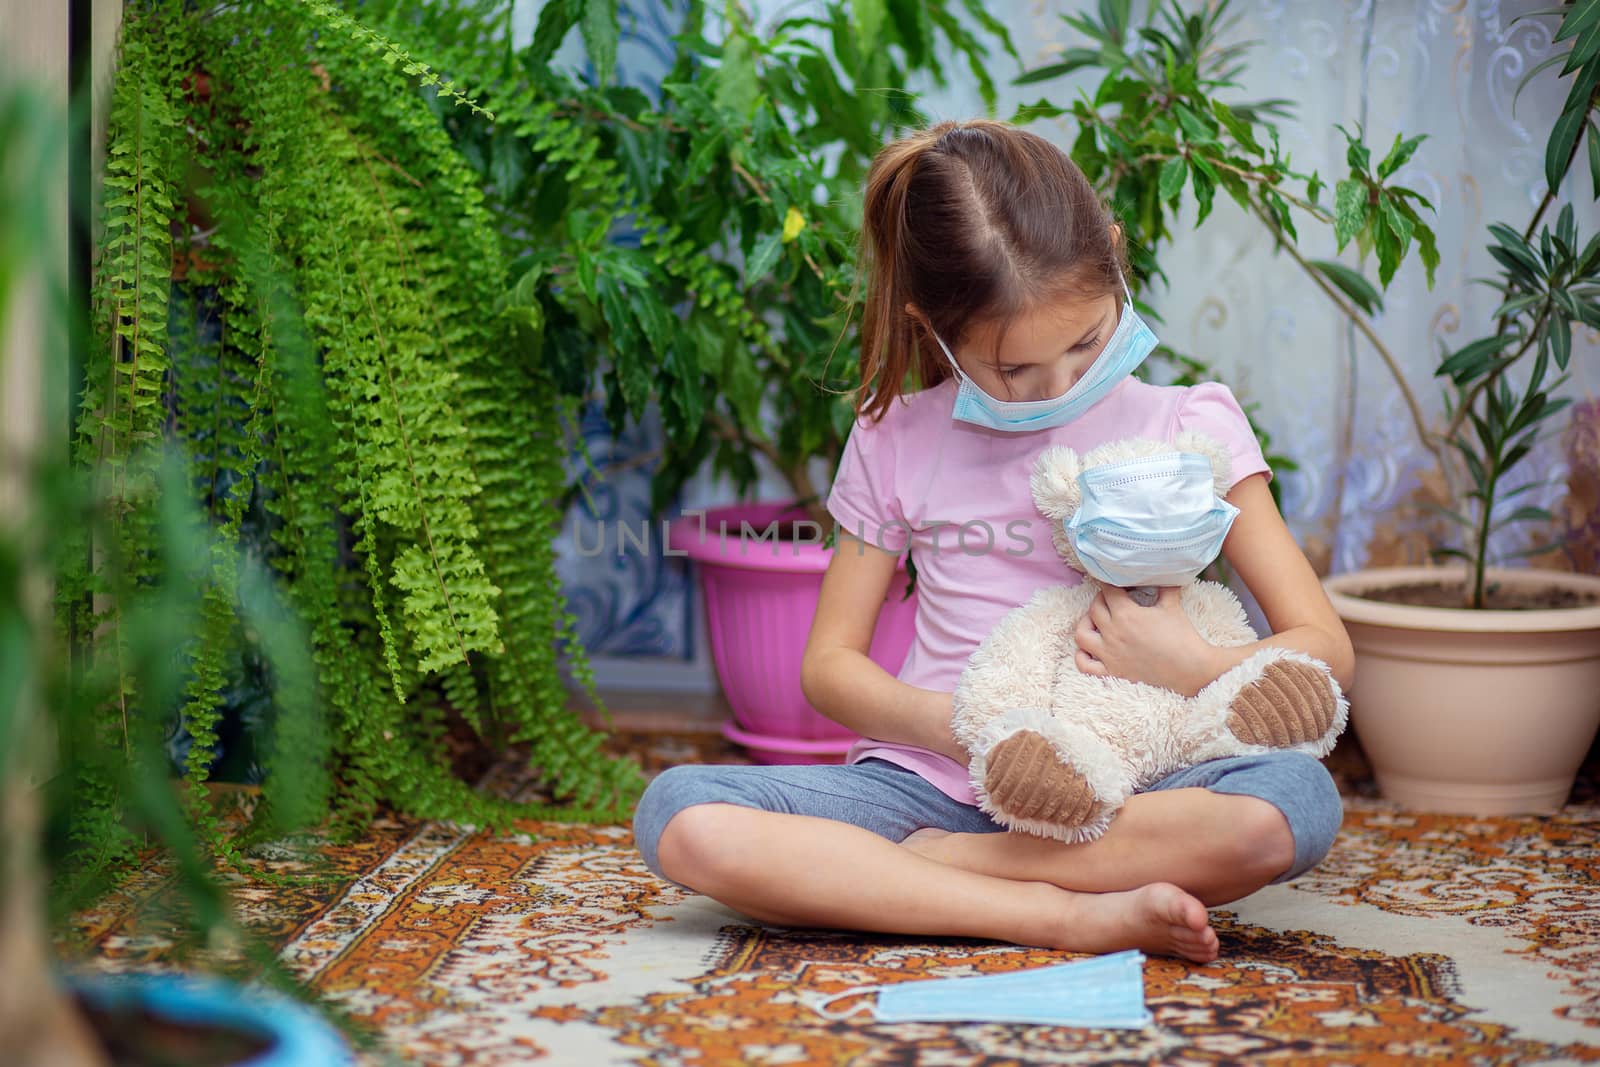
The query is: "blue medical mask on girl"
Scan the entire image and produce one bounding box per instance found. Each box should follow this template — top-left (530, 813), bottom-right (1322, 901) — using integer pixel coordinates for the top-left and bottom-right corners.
top-left (808, 949), bottom-right (1153, 1028)
top-left (933, 289), bottom-right (1158, 432)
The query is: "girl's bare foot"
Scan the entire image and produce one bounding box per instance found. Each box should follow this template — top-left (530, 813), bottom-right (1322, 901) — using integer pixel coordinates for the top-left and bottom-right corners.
top-left (905, 830), bottom-right (1218, 961)
top-left (1046, 881), bottom-right (1218, 963)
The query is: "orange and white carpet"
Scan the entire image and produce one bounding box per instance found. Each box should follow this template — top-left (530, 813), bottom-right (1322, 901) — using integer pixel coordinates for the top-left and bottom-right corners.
top-left (72, 733), bottom-right (1600, 1065)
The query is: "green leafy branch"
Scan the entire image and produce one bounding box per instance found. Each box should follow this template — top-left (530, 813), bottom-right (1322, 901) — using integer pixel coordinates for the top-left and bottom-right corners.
top-left (1012, 0), bottom-right (1445, 477)
top-left (354, 0), bottom-right (1013, 527)
top-left (1018, 0), bottom-right (1600, 602)
top-left (292, 0), bottom-right (493, 117)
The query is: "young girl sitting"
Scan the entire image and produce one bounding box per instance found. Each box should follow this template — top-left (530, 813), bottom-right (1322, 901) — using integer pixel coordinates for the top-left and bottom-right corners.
top-left (632, 119), bottom-right (1352, 963)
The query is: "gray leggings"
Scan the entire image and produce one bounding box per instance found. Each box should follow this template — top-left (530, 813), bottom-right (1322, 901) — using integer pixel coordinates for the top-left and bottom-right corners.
top-left (633, 752), bottom-right (1342, 885)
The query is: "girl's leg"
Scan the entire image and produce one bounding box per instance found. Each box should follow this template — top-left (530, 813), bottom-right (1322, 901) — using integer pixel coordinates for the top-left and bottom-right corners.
top-left (635, 762), bottom-right (1220, 961)
top-left (657, 806), bottom-right (1219, 962)
top-left (904, 752), bottom-right (1342, 906)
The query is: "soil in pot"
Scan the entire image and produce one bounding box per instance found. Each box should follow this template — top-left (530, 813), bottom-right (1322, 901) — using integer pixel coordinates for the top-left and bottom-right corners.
top-left (1357, 578), bottom-right (1600, 611)
top-left (79, 997), bottom-right (275, 1067)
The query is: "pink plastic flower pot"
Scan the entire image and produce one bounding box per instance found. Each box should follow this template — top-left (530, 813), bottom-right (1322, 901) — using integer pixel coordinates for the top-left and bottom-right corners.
top-left (669, 502), bottom-right (918, 764)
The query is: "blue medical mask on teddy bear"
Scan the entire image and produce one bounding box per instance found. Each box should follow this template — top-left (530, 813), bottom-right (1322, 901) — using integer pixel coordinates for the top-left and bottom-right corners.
top-left (1063, 450), bottom-right (1239, 589)
top-left (933, 289), bottom-right (1158, 432)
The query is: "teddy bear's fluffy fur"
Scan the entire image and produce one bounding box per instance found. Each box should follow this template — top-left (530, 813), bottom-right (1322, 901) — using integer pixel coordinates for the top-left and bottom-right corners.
top-left (950, 432), bottom-right (1348, 843)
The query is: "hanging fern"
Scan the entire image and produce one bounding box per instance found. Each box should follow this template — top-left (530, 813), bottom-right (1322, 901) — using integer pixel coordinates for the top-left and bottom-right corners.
top-left (73, 0), bottom-right (1012, 870)
top-left (65, 0), bottom-right (645, 882)
top-left (61, 6), bottom-right (189, 884)
top-left (303, 13), bottom-right (645, 815)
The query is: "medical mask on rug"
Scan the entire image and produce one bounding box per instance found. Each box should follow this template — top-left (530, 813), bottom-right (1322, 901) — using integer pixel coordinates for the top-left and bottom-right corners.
top-left (934, 291), bottom-right (1157, 433)
top-left (808, 949), bottom-right (1152, 1028)
top-left (1063, 451), bottom-right (1238, 589)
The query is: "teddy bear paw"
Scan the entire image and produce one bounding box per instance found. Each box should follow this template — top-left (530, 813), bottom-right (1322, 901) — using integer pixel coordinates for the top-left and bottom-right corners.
top-left (984, 730), bottom-right (1107, 827)
top-left (1225, 658), bottom-right (1338, 748)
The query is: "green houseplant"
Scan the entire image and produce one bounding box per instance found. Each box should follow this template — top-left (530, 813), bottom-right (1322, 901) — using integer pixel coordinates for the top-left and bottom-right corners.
top-left (1, 70), bottom-right (355, 1066)
top-left (336, 0), bottom-right (1020, 760)
top-left (349, 0), bottom-right (1015, 523)
top-left (72, 0), bottom-right (644, 843)
top-left (1014, 0), bottom-right (1600, 813)
top-left (15, 1), bottom-right (682, 1056)
top-left (356, 0), bottom-right (1311, 761)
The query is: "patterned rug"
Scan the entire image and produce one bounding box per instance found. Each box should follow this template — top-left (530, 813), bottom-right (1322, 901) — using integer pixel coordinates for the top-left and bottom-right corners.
top-left (68, 730), bottom-right (1600, 1065)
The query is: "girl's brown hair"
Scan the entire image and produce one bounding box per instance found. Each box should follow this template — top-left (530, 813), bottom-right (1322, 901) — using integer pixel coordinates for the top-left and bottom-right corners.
top-left (855, 119), bottom-right (1126, 421)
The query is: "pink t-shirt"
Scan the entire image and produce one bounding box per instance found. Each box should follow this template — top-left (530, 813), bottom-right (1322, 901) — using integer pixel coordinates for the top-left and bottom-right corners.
top-left (824, 376), bottom-right (1271, 805)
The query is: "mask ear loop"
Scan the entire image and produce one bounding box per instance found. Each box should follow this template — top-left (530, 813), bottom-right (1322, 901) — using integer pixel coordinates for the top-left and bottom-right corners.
top-left (931, 331), bottom-right (968, 383)
top-left (807, 985), bottom-right (882, 1021)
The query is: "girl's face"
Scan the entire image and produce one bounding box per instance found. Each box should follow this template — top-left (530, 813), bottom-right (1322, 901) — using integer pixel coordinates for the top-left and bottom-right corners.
top-left (952, 290), bottom-right (1121, 401)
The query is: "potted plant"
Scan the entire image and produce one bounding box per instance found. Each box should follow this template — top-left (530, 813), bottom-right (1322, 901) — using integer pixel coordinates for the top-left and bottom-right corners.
top-left (396, 0), bottom-right (1309, 761)
top-left (361, 0), bottom-right (1018, 760)
top-left (1318, 0), bottom-right (1600, 815)
top-left (2, 444), bottom-right (360, 1067)
top-left (71, 0), bottom-right (644, 828)
top-left (10, 0), bottom-right (667, 1057)
top-left (64, 972), bottom-right (352, 1067)
top-left (1018, 0), bottom-right (1600, 814)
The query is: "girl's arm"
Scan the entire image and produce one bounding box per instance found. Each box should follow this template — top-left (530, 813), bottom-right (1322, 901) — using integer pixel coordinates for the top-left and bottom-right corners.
top-left (1074, 472), bottom-right (1355, 695)
top-left (800, 535), bottom-right (966, 762)
top-left (1215, 473), bottom-right (1355, 686)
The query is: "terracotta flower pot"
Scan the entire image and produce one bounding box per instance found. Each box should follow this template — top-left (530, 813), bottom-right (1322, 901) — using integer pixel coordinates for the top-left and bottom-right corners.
top-left (1323, 566), bottom-right (1600, 815)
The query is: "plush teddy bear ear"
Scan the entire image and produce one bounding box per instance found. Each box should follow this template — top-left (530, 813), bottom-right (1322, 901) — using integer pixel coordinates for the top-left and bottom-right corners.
top-left (1031, 445), bottom-right (1084, 521)
top-left (1174, 430), bottom-right (1234, 499)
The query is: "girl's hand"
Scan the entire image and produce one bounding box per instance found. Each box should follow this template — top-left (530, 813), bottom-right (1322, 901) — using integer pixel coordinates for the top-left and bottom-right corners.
top-left (1073, 586), bottom-right (1224, 696)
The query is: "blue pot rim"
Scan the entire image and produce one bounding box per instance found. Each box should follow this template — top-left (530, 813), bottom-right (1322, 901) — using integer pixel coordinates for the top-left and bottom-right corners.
top-left (64, 970), bottom-right (353, 1067)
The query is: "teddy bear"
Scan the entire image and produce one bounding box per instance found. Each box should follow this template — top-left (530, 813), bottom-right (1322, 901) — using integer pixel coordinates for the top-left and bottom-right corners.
top-left (950, 431), bottom-right (1348, 843)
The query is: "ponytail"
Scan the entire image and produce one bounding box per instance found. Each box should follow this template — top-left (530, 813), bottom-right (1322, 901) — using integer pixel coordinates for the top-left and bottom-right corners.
top-left (856, 131), bottom-right (940, 422)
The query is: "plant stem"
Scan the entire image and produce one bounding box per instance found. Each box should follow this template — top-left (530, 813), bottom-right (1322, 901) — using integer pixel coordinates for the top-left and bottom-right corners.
top-left (730, 157), bottom-right (769, 200)
top-left (1473, 460), bottom-right (1498, 610)
top-left (1184, 150), bottom-right (1333, 221)
top-left (709, 411), bottom-right (829, 527)
top-left (1442, 303), bottom-right (1550, 447)
top-left (1097, 118), bottom-right (1332, 221)
top-left (1454, 304), bottom-right (1548, 606)
top-left (786, 461), bottom-right (828, 529)
top-left (1251, 201), bottom-right (1441, 466)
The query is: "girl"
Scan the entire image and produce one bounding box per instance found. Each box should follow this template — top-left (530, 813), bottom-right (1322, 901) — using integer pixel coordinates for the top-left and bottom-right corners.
top-left (632, 120), bottom-right (1352, 963)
